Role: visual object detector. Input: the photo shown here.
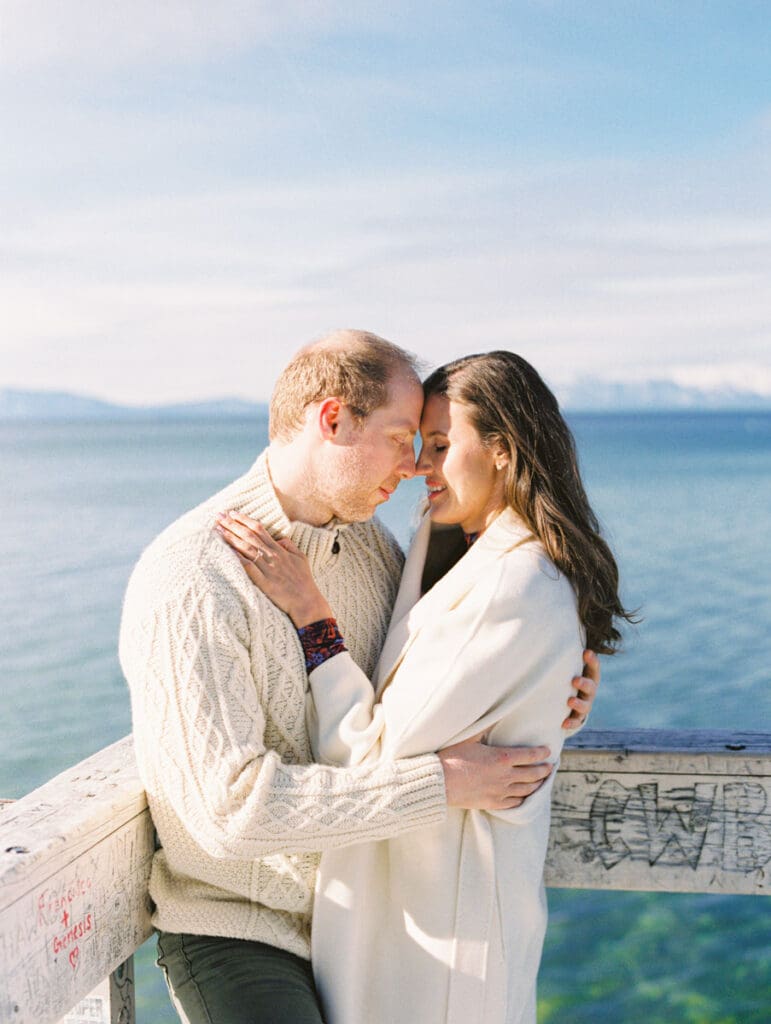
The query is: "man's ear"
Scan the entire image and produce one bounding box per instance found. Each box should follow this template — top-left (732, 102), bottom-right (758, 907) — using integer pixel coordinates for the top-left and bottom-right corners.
top-left (317, 397), bottom-right (344, 440)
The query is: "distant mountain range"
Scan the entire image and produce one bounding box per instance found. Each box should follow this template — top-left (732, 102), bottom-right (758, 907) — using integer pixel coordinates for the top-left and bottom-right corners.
top-left (1, 381), bottom-right (770, 421)
top-left (0, 389), bottom-right (269, 421)
top-left (555, 377), bottom-right (771, 412)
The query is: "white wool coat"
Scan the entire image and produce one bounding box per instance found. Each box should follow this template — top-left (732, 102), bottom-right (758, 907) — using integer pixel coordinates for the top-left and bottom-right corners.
top-left (308, 508), bottom-right (585, 1024)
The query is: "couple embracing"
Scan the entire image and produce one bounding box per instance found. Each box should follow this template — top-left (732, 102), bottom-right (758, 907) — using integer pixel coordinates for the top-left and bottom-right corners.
top-left (121, 330), bottom-right (630, 1023)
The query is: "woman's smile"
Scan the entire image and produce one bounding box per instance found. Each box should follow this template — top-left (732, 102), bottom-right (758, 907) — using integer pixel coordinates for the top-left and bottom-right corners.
top-left (426, 482), bottom-right (447, 499)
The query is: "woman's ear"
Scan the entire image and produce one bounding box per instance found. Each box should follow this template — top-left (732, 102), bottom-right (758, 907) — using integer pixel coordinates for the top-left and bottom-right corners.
top-left (492, 440), bottom-right (510, 473)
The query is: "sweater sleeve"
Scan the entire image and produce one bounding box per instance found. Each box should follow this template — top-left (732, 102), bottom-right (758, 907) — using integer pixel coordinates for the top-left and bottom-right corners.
top-left (123, 578), bottom-right (446, 861)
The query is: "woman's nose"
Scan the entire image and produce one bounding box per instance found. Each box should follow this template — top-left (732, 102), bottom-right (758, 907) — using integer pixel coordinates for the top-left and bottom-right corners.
top-left (415, 446), bottom-right (430, 476)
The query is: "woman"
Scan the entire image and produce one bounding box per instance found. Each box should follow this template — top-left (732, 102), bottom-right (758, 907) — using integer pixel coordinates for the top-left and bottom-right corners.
top-left (218, 351), bottom-right (631, 1024)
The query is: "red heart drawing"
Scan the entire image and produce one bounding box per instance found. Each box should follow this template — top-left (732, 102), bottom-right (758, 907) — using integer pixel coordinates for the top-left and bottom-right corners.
top-left (69, 946), bottom-right (80, 971)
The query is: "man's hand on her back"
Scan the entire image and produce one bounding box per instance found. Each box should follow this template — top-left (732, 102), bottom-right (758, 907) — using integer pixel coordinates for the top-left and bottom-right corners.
top-left (563, 650), bottom-right (600, 730)
top-left (440, 651), bottom-right (601, 810)
top-left (438, 737), bottom-right (552, 811)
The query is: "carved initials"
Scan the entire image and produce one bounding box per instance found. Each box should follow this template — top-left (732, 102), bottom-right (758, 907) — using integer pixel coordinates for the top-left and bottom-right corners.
top-left (723, 783), bottom-right (771, 871)
top-left (589, 780), bottom-right (632, 868)
top-left (587, 779), bottom-right (770, 872)
top-left (638, 783), bottom-right (715, 868)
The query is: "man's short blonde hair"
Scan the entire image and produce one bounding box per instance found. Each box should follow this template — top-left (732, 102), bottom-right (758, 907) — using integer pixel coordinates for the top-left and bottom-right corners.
top-left (269, 329), bottom-right (420, 441)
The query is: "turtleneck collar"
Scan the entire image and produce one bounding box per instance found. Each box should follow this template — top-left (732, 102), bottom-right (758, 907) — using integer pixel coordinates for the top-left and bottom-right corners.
top-left (234, 451), bottom-right (348, 575)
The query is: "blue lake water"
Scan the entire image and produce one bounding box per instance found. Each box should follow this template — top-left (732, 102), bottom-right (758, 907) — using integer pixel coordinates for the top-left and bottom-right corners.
top-left (1, 413), bottom-right (769, 1022)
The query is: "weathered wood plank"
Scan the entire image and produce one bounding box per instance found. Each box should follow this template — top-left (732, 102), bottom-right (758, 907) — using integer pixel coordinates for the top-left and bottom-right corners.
top-left (0, 739), bottom-right (153, 1024)
top-left (545, 730), bottom-right (771, 894)
top-left (1, 731), bottom-right (768, 1024)
top-left (562, 728), bottom-right (770, 772)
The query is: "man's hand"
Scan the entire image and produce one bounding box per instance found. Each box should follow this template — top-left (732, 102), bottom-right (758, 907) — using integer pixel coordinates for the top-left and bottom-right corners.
top-left (438, 736), bottom-right (552, 811)
top-left (562, 649), bottom-right (600, 731)
top-left (439, 651), bottom-right (600, 810)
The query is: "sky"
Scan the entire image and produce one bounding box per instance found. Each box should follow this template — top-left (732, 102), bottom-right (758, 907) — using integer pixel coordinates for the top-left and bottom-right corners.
top-left (1, 1), bottom-right (770, 404)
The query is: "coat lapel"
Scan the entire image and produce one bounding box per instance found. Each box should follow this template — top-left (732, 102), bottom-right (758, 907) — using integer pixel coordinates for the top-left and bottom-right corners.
top-left (373, 514), bottom-right (431, 692)
top-left (374, 508), bottom-right (534, 696)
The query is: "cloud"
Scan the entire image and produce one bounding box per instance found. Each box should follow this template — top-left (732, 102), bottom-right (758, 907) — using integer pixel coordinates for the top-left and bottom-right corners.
top-left (2, 7), bottom-right (770, 403)
top-left (582, 219), bottom-right (771, 250)
top-left (591, 273), bottom-right (764, 295)
top-left (0, 1), bottom-right (393, 72)
top-left (2, 161), bottom-right (769, 403)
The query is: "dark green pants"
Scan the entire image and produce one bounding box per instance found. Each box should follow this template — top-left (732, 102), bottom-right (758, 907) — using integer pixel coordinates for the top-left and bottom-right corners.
top-left (156, 931), bottom-right (325, 1024)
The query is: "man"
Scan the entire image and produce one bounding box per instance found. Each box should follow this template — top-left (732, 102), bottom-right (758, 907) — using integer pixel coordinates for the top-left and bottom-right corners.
top-left (120, 330), bottom-right (598, 1024)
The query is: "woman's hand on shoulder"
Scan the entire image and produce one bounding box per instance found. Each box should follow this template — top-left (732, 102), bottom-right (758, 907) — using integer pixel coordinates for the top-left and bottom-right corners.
top-left (215, 511), bottom-right (333, 627)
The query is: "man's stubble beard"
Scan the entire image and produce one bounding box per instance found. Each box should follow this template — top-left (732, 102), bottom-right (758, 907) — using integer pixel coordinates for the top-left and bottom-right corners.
top-left (315, 444), bottom-right (381, 524)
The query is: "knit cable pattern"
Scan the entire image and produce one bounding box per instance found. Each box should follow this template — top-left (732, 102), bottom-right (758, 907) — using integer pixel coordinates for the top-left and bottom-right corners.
top-left (120, 452), bottom-right (447, 958)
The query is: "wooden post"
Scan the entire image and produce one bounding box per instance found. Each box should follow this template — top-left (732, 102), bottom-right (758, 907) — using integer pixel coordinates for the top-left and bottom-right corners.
top-left (60, 959), bottom-right (135, 1024)
top-left (0, 739), bottom-right (153, 1024)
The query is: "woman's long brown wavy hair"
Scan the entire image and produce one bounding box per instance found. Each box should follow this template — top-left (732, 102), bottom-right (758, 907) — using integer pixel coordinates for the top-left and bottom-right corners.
top-left (422, 351), bottom-right (635, 654)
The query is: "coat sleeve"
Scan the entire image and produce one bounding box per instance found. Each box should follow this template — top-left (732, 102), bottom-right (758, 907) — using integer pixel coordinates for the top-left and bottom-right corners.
top-left (309, 552), bottom-right (584, 776)
top-left (122, 569), bottom-right (446, 861)
top-left (306, 651), bottom-right (386, 765)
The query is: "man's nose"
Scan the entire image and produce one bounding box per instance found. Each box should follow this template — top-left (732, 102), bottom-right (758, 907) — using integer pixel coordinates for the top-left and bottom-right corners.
top-left (398, 447), bottom-right (417, 479)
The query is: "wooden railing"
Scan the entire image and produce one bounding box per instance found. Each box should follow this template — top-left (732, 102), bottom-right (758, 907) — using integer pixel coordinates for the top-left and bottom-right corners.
top-left (1, 731), bottom-right (769, 1024)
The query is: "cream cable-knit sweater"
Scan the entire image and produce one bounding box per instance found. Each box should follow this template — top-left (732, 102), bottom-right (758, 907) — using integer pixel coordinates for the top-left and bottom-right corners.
top-left (119, 451), bottom-right (447, 959)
